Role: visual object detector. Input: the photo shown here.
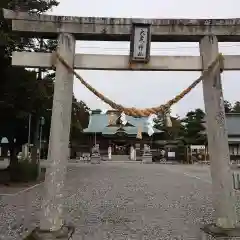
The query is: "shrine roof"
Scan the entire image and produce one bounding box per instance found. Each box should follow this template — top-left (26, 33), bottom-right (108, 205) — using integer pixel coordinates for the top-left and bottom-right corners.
top-left (83, 110), bottom-right (163, 135)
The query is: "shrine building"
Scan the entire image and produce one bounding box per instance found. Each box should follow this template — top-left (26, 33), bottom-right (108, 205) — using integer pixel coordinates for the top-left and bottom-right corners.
top-left (83, 109), bottom-right (163, 156)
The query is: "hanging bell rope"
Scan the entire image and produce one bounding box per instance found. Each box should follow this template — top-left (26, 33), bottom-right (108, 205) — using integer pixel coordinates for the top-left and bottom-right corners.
top-left (52, 52), bottom-right (224, 118)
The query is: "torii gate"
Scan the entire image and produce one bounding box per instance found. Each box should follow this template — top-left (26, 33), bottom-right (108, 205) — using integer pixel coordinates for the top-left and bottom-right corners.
top-left (4, 9), bottom-right (240, 239)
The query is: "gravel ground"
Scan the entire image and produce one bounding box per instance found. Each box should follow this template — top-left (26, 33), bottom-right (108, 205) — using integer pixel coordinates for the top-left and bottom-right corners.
top-left (0, 162), bottom-right (235, 240)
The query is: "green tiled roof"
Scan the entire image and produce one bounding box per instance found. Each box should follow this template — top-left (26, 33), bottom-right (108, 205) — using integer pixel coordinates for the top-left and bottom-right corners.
top-left (84, 111), bottom-right (163, 135)
top-left (102, 127), bottom-right (119, 135)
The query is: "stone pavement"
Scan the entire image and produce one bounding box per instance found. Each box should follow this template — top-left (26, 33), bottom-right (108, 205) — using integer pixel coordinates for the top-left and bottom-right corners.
top-left (0, 162), bottom-right (231, 240)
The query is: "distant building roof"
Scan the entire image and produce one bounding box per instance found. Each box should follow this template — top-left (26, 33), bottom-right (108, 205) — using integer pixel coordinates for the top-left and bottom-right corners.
top-left (84, 110), bottom-right (163, 135)
top-left (203, 113), bottom-right (240, 136)
top-left (225, 113), bottom-right (240, 135)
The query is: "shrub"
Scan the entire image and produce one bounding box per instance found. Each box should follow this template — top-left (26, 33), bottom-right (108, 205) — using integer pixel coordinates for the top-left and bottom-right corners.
top-left (10, 159), bottom-right (39, 182)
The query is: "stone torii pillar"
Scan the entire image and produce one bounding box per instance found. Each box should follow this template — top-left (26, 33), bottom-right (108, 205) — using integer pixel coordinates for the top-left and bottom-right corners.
top-left (200, 35), bottom-right (239, 237)
top-left (33, 33), bottom-right (76, 238)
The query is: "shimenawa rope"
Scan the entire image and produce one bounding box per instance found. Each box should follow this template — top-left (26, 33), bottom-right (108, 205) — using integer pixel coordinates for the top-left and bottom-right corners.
top-left (51, 52), bottom-right (224, 117)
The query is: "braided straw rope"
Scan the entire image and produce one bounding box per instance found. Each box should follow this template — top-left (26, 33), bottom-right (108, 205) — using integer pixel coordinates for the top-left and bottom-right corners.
top-left (52, 52), bottom-right (223, 117)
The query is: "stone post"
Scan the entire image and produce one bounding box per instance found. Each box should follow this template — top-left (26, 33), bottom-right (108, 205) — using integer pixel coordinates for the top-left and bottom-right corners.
top-left (142, 144), bottom-right (152, 164)
top-left (22, 143), bottom-right (28, 159)
top-left (133, 147), bottom-right (137, 161)
top-left (130, 146), bottom-right (134, 160)
top-left (33, 33), bottom-right (76, 238)
top-left (199, 35), bottom-right (238, 237)
top-left (91, 144), bottom-right (101, 164)
top-left (108, 146), bottom-right (112, 160)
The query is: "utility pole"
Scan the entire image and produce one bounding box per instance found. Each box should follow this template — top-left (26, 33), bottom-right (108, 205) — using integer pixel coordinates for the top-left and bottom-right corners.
top-left (39, 117), bottom-right (45, 160)
top-left (38, 38), bottom-right (43, 160)
top-left (27, 113), bottom-right (32, 149)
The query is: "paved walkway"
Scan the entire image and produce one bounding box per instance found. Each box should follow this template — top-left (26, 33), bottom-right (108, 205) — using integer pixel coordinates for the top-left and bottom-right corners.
top-left (0, 163), bottom-right (234, 239)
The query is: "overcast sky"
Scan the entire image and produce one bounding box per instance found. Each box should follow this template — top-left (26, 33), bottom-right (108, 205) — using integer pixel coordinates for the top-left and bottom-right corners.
top-left (49, 0), bottom-right (240, 117)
